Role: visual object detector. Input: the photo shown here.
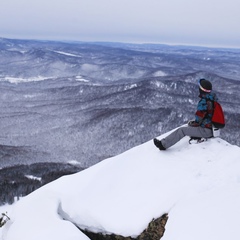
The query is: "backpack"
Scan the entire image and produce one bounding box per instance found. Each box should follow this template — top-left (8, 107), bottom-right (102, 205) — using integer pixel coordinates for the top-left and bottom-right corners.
top-left (211, 101), bottom-right (225, 129)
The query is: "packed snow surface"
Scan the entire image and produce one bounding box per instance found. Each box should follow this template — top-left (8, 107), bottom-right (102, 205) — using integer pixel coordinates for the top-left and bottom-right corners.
top-left (1, 128), bottom-right (240, 240)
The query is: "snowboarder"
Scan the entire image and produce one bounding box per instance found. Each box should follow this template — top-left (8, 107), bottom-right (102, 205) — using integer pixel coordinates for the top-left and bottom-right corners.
top-left (154, 79), bottom-right (217, 150)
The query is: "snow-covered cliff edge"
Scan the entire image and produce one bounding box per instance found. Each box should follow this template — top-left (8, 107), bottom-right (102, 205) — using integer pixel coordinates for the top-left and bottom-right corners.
top-left (1, 130), bottom-right (240, 240)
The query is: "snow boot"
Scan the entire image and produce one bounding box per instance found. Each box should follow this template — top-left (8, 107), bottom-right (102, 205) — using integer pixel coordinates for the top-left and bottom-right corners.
top-left (153, 138), bottom-right (166, 150)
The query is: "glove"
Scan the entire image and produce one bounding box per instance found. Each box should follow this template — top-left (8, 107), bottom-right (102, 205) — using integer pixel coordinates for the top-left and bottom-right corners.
top-left (188, 120), bottom-right (199, 127)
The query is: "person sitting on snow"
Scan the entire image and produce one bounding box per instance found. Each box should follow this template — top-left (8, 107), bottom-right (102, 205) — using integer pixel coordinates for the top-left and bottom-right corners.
top-left (154, 78), bottom-right (217, 150)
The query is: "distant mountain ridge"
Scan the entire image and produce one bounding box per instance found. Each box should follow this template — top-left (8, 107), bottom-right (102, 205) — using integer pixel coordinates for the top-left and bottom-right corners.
top-left (1, 37), bottom-right (240, 82)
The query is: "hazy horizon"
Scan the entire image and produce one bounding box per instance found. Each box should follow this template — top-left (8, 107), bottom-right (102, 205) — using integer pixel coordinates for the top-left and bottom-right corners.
top-left (1, 0), bottom-right (240, 49)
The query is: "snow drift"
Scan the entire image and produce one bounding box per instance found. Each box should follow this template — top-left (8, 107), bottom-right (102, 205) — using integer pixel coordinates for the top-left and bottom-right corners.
top-left (1, 128), bottom-right (240, 240)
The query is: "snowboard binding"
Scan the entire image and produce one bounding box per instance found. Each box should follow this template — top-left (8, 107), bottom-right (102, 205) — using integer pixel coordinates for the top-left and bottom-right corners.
top-left (189, 137), bottom-right (207, 144)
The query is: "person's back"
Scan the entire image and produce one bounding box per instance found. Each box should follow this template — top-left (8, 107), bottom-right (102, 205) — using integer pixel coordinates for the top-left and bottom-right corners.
top-left (194, 93), bottom-right (217, 129)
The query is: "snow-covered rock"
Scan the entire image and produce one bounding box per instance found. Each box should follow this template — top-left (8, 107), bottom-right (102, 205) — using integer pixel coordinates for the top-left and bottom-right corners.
top-left (1, 129), bottom-right (240, 240)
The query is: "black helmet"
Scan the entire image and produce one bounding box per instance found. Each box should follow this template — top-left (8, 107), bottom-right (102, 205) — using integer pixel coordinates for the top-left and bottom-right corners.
top-left (198, 79), bottom-right (212, 93)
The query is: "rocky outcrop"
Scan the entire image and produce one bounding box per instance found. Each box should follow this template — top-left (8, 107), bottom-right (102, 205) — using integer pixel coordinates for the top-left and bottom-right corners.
top-left (82, 213), bottom-right (168, 240)
top-left (138, 214), bottom-right (168, 240)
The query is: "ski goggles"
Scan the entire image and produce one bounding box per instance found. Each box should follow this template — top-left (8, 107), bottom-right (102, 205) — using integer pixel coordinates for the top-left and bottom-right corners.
top-left (198, 79), bottom-right (211, 93)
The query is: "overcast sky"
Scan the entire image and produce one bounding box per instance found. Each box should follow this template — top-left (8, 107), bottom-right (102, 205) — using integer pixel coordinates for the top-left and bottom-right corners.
top-left (1, 0), bottom-right (240, 48)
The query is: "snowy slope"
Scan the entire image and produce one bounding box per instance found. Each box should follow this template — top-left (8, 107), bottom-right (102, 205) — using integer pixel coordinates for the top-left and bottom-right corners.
top-left (1, 128), bottom-right (240, 240)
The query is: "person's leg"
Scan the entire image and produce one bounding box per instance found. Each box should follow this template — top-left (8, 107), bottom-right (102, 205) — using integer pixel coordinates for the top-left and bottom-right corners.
top-left (160, 126), bottom-right (213, 149)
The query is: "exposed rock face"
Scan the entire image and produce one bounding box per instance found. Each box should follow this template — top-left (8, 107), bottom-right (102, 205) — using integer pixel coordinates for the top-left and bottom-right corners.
top-left (138, 214), bottom-right (168, 240)
top-left (82, 214), bottom-right (168, 240)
